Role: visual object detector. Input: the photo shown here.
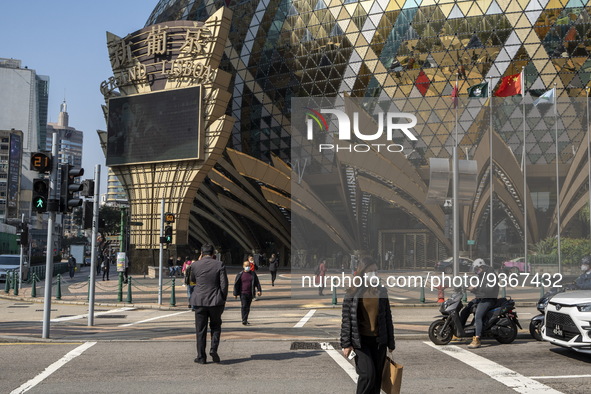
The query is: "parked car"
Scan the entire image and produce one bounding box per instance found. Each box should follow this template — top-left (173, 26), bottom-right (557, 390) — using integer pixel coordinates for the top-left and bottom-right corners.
top-left (501, 257), bottom-right (530, 274)
top-left (434, 257), bottom-right (474, 274)
top-left (0, 254), bottom-right (29, 282)
top-left (541, 290), bottom-right (591, 354)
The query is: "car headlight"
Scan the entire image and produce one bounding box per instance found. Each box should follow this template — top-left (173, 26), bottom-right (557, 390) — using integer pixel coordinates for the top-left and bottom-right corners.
top-left (576, 303), bottom-right (591, 312)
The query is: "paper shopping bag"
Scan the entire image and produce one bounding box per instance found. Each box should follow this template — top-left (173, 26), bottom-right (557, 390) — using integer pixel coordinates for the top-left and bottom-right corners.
top-left (381, 355), bottom-right (403, 394)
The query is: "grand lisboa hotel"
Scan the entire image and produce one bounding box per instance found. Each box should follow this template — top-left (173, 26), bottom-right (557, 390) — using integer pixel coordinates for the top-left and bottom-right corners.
top-left (137, 0), bottom-right (591, 268)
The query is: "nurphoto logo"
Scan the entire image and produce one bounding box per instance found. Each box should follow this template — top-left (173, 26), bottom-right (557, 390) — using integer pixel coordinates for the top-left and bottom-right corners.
top-left (305, 108), bottom-right (418, 152)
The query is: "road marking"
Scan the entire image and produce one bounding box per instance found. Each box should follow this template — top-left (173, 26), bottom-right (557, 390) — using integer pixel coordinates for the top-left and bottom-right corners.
top-left (424, 342), bottom-right (562, 393)
top-left (294, 309), bottom-right (316, 328)
top-left (118, 310), bottom-right (190, 327)
top-left (10, 341), bottom-right (96, 394)
top-left (530, 375), bottom-right (591, 379)
top-left (0, 343), bottom-right (83, 346)
top-left (50, 307), bottom-right (135, 322)
top-left (321, 343), bottom-right (358, 383)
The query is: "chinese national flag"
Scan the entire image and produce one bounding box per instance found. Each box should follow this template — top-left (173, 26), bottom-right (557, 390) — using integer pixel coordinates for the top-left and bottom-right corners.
top-left (495, 73), bottom-right (522, 97)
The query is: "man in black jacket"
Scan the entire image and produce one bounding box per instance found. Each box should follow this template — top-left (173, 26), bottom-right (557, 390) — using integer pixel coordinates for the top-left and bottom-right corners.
top-left (190, 245), bottom-right (228, 364)
top-left (234, 261), bottom-right (262, 325)
top-left (460, 259), bottom-right (499, 349)
top-left (268, 253), bottom-right (279, 286)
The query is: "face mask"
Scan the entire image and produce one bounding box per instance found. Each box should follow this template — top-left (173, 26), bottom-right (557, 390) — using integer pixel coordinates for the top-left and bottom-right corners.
top-left (582, 265), bottom-right (590, 272)
top-left (244, 266), bottom-right (251, 272)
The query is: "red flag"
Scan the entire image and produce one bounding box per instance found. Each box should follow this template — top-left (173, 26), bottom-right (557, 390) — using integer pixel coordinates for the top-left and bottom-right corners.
top-left (451, 82), bottom-right (459, 108)
top-left (415, 70), bottom-right (430, 96)
top-left (495, 73), bottom-right (522, 97)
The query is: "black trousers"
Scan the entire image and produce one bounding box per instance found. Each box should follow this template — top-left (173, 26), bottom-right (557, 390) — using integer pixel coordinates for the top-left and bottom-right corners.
top-left (102, 269), bottom-right (109, 280)
top-left (240, 293), bottom-right (253, 323)
top-left (355, 336), bottom-right (387, 394)
top-left (194, 305), bottom-right (224, 361)
top-left (270, 271), bottom-right (277, 284)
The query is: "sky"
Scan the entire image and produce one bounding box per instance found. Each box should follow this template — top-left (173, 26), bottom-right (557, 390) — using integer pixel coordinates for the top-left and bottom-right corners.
top-left (1, 0), bottom-right (159, 192)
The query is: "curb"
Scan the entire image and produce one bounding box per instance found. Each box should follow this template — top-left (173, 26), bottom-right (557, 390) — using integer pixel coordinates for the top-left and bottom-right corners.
top-left (0, 294), bottom-right (539, 310)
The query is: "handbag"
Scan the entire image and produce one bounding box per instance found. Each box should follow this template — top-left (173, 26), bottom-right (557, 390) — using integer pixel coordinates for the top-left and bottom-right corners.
top-left (381, 353), bottom-right (403, 394)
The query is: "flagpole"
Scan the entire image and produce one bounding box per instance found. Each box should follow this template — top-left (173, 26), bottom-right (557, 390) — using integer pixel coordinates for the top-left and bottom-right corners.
top-left (522, 67), bottom-right (528, 267)
top-left (587, 87), bottom-right (591, 249)
top-left (489, 77), bottom-right (494, 269)
top-left (453, 74), bottom-right (460, 277)
top-left (554, 83), bottom-right (561, 274)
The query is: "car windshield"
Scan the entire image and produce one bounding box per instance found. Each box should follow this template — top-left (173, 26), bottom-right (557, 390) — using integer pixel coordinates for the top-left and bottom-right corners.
top-left (0, 257), bottom-right (20, 266)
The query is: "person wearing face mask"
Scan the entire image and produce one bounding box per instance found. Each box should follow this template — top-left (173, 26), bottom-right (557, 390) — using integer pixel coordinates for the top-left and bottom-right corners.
top-left (233, 261), bottom-right (262, 325)
top-left (341, 257), bottom-right (395, 394)
top-left (575, 256), bottom-right (591, 290)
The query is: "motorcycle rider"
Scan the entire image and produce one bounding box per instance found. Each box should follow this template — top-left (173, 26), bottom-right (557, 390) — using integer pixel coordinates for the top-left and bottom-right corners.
top-left (458, 259), bottom-right (499, 349)
top-left (575, 256), bottom-right (591, 290)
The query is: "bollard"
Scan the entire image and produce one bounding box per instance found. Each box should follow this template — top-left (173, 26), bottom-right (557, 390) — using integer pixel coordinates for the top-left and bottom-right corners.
top-left (126, 276), bottom-right (133, 304)
top-left (332, 286), bottom-right (337, 305)
top-left (31, 274), bottom-right (37, 298)
top-left (117, 272), bottom-right (123, 302)
top-left (4, 271), bottom-right (10, 294)
top-left (170, 277), bottom-right (176, 306)
top-left (56, 274), bottom-right (62, 300)
top-left (419, 284), bottom-right (425, 303)
top-left (500, 285), bottom-right (506, 298)
top-left (13, 270), bottom-right (18, 296)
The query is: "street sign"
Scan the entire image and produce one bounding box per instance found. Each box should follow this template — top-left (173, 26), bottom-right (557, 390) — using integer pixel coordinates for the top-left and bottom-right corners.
top-left (117, 252), bottom-right (127, 272)
top-left (164, 213), bottom-right (175, 223)
top-left (467, 240), bottom-right (476, 245)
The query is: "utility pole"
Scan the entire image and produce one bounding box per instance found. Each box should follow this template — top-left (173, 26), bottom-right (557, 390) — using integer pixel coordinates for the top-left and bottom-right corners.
top-left (42, 132), bottom-right (59, 339)
top-left (88, 165), bottom-right (101, 326)
top-left (158, 199), bottom-right (164, 305)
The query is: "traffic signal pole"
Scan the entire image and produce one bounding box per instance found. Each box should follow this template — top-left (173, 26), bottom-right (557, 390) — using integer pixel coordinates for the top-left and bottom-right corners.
top-left (42, 132), bottom-right (59, 339)
top-left (88, 165), bottom-right (101, 327)
top-left (158, 199), bottom-right (164, 305)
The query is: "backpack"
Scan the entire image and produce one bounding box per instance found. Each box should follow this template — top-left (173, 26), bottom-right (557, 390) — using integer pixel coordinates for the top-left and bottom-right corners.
top-left (184, 264), bottom-right (192, 285)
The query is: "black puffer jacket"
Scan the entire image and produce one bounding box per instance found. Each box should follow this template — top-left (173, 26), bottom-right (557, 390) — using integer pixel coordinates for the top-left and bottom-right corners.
top-left (473, 265), bottom-right (499, 299)
top-left (340, 286), bottom-right (395, 350)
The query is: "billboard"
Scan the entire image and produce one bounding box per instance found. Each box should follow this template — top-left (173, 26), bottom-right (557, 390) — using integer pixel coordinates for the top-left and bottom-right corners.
top-left (7, 133), bottom-right (21, 212)
top-left (106, 86), bottom-right (202, 166)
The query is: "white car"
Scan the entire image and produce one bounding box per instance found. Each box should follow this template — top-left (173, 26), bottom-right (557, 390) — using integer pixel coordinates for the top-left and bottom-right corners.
top-left (541, 290), bottom-right (591, 354)
top-left (0, 254), bottom-right (29, 282)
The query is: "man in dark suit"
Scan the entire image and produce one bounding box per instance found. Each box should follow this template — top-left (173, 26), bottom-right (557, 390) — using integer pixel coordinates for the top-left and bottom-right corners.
top-left (190, 244), bottom-right (228, 364)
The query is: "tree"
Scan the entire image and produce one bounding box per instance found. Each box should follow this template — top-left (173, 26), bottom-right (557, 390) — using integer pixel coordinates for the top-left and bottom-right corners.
top-left (99, 205), bottom-right (122, 235)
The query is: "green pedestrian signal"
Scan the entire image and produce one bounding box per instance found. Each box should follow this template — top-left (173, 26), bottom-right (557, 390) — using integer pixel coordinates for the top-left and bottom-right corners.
top-left (35, 197), bottom-right (46, 209)
top-left (32, 179), bottom-right (49, 213)
top-left (164, 226), bottom-right (173, 244)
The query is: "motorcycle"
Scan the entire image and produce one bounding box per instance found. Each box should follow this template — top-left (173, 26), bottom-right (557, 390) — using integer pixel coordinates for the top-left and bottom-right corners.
top-left (429, 289), bottom-right (521, 345)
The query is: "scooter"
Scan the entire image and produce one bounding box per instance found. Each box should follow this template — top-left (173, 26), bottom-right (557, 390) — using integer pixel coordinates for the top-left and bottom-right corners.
top-left (429, 289), bottom-right (521, 345)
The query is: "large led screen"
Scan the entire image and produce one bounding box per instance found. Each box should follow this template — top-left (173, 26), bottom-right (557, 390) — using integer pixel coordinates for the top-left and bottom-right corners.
top-left (106, 86), bottom-right (202, 166)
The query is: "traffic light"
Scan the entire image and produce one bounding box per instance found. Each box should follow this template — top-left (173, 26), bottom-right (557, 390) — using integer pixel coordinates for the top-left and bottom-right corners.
top-left (82, 200), bottom-right (93, 229)
top-left (164, 225), bottom-right (173, 244)
top-left (81, 180), bottom-right (95, 198)
top-left (16, 223), bottom-right (29, 245)
top-left (60, 165), bottom-right (85, 212)
top-left (30, 152), bottom-right (52, 173)
top-left (32, 178), bottom-right (49, 212)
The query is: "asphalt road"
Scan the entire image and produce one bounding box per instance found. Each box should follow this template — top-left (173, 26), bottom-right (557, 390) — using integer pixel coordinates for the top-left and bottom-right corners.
top-left (1, 299), bottom-right (591, 393)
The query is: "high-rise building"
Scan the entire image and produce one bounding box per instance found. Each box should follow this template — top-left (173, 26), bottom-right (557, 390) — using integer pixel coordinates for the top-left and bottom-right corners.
top-left (0, 58), bottom-right (49, 219)
top-left (0, 129), bottom-right (23, 221)
top-left (105, 168), bottom-right (128, 206)
top-left (46, 101), bottom-right (84, 237)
